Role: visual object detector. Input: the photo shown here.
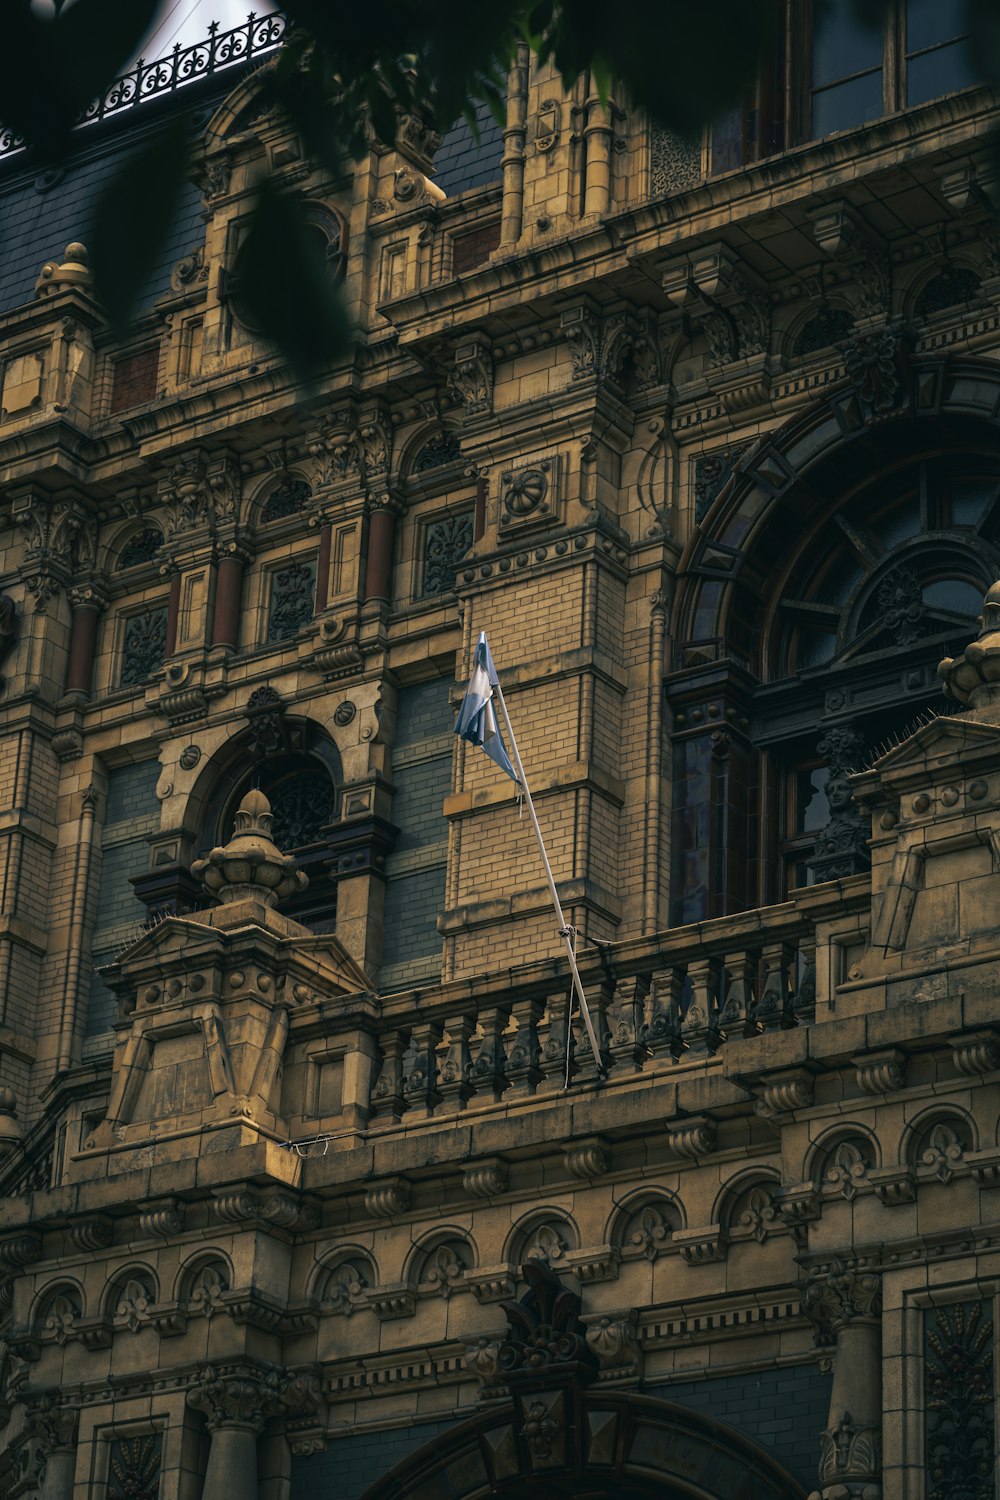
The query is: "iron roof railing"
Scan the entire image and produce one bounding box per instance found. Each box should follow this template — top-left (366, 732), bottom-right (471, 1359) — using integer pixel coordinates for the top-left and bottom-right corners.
top-left (0, 10), bottom-right (286, 162)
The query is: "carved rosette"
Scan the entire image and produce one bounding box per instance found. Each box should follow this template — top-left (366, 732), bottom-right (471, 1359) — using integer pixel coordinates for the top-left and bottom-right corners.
top-left (584, 1312), bottom-right (641, 1377)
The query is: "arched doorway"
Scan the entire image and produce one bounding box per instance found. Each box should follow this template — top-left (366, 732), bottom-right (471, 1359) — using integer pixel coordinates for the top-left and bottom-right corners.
top-left (358, 1390), bottom-right (807, 1500)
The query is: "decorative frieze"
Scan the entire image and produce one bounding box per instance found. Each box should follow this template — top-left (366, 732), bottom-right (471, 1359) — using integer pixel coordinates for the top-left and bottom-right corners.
top-left (925, 1299), bottom-right (994, 1500)
top-left (266, 558), bottom-right (316, 644)
top-left (120, 605), bottom-right (168, 687)
top-left (423, 511), bottom-right (473, 596)
top-left (449, 337), bottom-right (493, 417)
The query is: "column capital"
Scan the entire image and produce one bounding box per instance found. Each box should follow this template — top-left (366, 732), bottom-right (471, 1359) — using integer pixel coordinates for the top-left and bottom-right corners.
top-left (802, 1260), bottom-right (882, 1342)
top-left (187, 1362), bottom-right (284, 1434)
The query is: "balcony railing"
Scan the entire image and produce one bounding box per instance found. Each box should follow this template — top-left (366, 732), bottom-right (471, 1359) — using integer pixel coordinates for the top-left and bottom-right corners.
top-left (286, 876), bottom-right (871, 1146)
top-left (0, 12), bottom-right (286, 161)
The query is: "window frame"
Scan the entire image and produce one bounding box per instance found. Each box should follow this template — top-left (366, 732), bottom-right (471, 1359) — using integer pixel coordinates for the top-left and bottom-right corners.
top-left (708, 0), bottom-right (977, 171)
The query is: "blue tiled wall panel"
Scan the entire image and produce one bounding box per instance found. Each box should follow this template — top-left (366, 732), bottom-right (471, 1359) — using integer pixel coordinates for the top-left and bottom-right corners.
top-left (381, 866), bottom-right (447, 968)
top-left (290, 1366), bottom-right (831, 1499)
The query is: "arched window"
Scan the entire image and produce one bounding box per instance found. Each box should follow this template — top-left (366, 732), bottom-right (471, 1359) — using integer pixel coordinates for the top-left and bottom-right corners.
top-left (199, 709), bottom-right (342, 932)
top-left (670, 360), bottom-right (1000, 921)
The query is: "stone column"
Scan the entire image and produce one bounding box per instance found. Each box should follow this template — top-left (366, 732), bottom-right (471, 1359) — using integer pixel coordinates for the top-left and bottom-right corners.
top-left (211, 551), bottom-right (245, 650)
top-left (362, 498), bottom-right (398, 603)
top-left (315, 522), bottom-right (332, 611)
top-left (803, 1264), bottom-right (883, 1500)
top-left (583, 82), bottom-right (614, 216)
top-left (187, 1364), bottom-right (283, 1497)
top-left (164, 571), bottom-right (182, 657)
top-left (500, 42), bottom-right (530, 244)
top-left (29, 1399), bottom-right (78, 1500)
top-left (64, 583), bottom-right (105, 696)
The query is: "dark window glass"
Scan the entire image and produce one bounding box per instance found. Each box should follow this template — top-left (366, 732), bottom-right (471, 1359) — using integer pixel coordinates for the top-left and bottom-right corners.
top-left (812, 0), bottom-right (883, 84)
top-left (905, 0), bottom-right (974, 104)
top-left (907, 40), bottom-right (976, 104)
top-left (812, 70), bottom-right (885, 135)
top-left (810, 0), bottom-right (884, 136)
top-left (796, 766), bottom-right (830, 833)
top-left (922, 578), bottom-right (983, 615)
top-left (906, 0), bottom-right (964, 53)
top-left (950, 479), bottom-right (994, 528)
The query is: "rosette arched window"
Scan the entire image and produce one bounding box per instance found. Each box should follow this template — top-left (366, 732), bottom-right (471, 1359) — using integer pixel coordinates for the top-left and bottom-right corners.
top-left (669, 357), bottom-right (1000, 923)
top-left (198, 702), bottom-right (345, 932)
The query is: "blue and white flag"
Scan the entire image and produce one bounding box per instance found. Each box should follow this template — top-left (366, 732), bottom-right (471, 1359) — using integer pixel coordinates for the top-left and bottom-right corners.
top-left (455, 631), bottom-right (519, 783)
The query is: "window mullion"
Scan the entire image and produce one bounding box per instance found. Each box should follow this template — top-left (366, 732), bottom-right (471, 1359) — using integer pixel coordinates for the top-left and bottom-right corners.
top-left (886, 0), bottom-right (904, 112)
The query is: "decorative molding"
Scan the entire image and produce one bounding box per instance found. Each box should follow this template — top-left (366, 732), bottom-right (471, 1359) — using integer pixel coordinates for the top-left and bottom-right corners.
top-left (563, 1138), bottom-right (609, 1180)
top-left (664, 1115), bottom-right (716, 1160)
top-left (364, 1177), bottom-right (411, 1219)
top-left (853, 1049), bottom-right (906, 1096)
top-left (466, 1266), bottom-right (518, 1304)
top-left (583, 1311), bottom-right (641, 1379)
top-left (753, 1068), bottom-right (815, 1119)
top-left (949, 1030), bottom-right (1000, 1076)
top-left (674, 1225), bottom-right (725, 1266)
top-left (462, 1159), bottom-right (509, 1199)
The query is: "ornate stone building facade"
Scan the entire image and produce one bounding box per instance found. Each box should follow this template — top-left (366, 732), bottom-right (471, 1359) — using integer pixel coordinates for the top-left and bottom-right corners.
top-left (0, 5), bottom-right (997, 1496)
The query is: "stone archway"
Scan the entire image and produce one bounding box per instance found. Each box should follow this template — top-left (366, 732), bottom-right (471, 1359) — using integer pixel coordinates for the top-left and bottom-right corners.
top-left (358, 1390), bottom-right (807, 1500)
top-left (359, 1263), bottom-right (806, 1500)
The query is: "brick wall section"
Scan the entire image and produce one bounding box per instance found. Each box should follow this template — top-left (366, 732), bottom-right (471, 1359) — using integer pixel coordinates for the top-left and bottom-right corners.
top-left (109, 344), bottom-right (160, 414)
top-left (291, 1417), bottom-right (453, 1500)
top-left (647, 1365), bottom-right (831, 1488)
top-left (380, 679), bottom-right (452, 987)
top-left (452, 221), bottom-right (501, 275)
top-left (86, 761), bottom-right (160, 1036)
top-left (289, 1366), bottom-right (830, 1498)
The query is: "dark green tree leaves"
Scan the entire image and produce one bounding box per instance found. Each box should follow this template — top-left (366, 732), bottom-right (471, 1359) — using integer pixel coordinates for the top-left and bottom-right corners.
top-left (234, 180), bottom-right (351, 389)
top-left (89, 121), bottom-right (191, 333)
top-left (0, 0), bottom-right (160, 158)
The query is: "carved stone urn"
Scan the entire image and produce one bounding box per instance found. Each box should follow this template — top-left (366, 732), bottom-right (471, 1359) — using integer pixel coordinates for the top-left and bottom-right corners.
top-left (191, 788), bottom-right (308, 906)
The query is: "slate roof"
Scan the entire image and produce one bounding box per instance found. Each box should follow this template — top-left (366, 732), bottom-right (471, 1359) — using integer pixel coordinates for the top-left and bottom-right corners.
top-left (0, 91), bottom-right (502, 317)
top-left (433, 102), bottom-right (504, 198)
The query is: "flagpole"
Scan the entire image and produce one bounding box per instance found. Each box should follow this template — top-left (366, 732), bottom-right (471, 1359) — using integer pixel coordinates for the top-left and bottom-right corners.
top-left (490, 678), bottom-right (607, 1078)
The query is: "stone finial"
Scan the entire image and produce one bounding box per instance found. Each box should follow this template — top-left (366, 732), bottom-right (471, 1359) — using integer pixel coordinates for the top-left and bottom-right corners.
top-left (938, 580), bottom-right (1000, 709)
top-left (0, 1087), bottom-right (21, 1155)
top-left (35, 242), bottom-right (93, 299)
top-left (191, 788), bottom-right (308, 907)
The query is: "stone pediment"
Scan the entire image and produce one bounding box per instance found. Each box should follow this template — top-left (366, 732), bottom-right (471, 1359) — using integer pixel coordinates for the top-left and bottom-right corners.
top-left (857, 714), bottom-right (1000, 785)
top-left (105, 902), bottom-right (372, 1003)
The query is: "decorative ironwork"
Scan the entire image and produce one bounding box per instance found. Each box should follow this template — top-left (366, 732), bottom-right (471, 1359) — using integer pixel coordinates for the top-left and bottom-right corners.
top-left (649, 124), bottom-right (701, 197)
top-left (0, 14), bottom-right (287, 161)
top-left (108, 1432), bottom-right (162, 1500)
top-left (925, 1300), bottom-right (995, 1500)
top-left (794, 305), bottom-right (854, 356)
top-left (261, 477), bottom-right (311, 524)
top-left (267, 559), bottom-right (316, 644)
top-left (414, 433), bottom-right (462, 472)
top-left (120, 606), bottom-right (168, 688)
top-left (916, 265), bottom-right (982, 319)
top-left (423, 512), bottom-right (473, 596)
top-left (118, 527), bottom-right (163, 569)
top-left (267, 769), bottom-right (335, 848)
